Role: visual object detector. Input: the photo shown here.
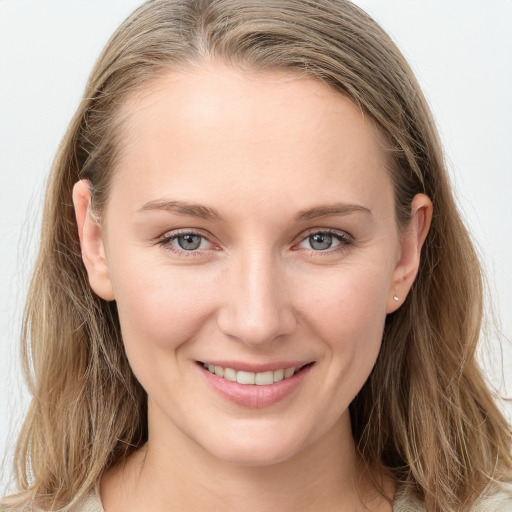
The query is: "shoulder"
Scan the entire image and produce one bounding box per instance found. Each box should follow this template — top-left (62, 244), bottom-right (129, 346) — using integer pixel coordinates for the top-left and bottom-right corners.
top-left (0, 490), bottom-right (104, 512)
top-left (66, 489), bottom-right (104, 512)
top-left (392, 486), bottom-right (424, 512)
top-left (393, 482), bottom-right (512, 512)
top-left (470, 481), bottom-right (512, 511)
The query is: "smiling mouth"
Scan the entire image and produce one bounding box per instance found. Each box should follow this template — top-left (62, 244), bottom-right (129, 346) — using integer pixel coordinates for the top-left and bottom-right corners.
top-left (199, 362), bottom-right (314, 386)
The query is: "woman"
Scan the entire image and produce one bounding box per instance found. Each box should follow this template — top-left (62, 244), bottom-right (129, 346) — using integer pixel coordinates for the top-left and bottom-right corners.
top-left (2, 1), bottom-right (511, 511)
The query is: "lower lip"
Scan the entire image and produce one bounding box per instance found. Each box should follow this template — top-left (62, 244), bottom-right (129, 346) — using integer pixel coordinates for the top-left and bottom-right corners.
top-left (197, 363), bottom-right (314, 409)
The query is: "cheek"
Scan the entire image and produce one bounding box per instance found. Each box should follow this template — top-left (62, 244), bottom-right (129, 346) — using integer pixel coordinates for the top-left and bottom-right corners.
top-left (299, 263), bottom-right (391, 387)
top-left (110, 257), bottom-right (218, 355)
top-left (300, 261), bottom-right (391, 337)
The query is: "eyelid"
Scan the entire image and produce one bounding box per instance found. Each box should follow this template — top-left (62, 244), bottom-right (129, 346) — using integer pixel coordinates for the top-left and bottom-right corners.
top-left (297, 227), bottom-right (353, 242)
top-left (293, 228), bottom-right (353, 252)
top-left (156, 228), bottom-right (219, 255)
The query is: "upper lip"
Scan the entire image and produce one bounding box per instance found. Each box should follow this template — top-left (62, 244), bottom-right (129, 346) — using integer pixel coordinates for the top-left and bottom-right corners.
top-left (198, 360), bottom-right (315, 373)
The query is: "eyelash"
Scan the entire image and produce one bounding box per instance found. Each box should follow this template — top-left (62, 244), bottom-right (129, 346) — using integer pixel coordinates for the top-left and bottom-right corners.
top-left (156, 228), bottom-right (353, 257)
top-left (295, 228), bottom-right (353, 254)
top-left (157, 229), bottom-right (217, 257)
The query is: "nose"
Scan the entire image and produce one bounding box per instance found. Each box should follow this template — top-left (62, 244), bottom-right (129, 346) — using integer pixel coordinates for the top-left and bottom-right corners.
top-left (216, 248), bottom-right (297, 347)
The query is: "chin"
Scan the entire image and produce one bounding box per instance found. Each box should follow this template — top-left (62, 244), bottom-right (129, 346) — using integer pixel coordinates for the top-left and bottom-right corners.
top-left (209, 443), bottom-right (301, 468)
top-left (197, 425), bottom-right (307, 467)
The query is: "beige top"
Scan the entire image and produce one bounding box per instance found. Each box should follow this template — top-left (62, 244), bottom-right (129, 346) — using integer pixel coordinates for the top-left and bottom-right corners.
top-left (68, 483), bottom-right (512, 512)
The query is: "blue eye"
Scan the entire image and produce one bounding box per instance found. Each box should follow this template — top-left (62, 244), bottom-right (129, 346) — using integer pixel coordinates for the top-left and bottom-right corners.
top-left (157, 231), bottom-right (214, 254)
top-left (298, 230), bottom-right (349, 252)
top-left (308, 233), bottom-right (337, 251)
top-left (172, 233), bottom-right (204, 251)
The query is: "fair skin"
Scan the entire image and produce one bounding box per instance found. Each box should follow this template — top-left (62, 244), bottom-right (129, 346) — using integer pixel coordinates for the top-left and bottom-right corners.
top-left (73, 63), bottom-right (431, 512)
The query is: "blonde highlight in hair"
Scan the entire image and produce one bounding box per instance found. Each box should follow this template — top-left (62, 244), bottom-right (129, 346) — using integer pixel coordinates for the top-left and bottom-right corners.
top-left (3, 1), bottom-right (511, 510)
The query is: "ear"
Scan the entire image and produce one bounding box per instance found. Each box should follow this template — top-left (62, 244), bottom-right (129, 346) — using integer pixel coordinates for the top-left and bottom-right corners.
top-left (386, 193), bottom-right (432, 313)
top-left (72, 180), bottom-right (115, 301)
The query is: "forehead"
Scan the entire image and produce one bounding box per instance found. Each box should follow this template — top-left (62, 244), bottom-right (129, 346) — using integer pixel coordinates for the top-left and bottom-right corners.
top-left (110, 63), bottom-right (393, 219)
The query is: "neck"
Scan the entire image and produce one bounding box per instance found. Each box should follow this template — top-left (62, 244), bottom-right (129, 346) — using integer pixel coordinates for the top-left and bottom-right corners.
top-left (101, 404), bottom-right (393, 512)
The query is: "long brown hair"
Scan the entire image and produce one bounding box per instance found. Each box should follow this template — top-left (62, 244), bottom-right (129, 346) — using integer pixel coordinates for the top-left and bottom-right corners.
top-left (3, 1), bottom-right (511, 510)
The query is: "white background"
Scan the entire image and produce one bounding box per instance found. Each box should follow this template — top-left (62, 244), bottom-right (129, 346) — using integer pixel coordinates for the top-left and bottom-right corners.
top-left (1, 0), bottom-right (511, 491)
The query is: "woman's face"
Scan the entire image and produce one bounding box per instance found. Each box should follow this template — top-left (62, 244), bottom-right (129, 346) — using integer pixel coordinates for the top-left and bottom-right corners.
top-left (76, 64), bottom-right (428, 466)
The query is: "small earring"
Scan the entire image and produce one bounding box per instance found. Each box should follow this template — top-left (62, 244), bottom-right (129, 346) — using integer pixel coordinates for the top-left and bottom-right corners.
top-left (393, 295), bottom-right (400, 302)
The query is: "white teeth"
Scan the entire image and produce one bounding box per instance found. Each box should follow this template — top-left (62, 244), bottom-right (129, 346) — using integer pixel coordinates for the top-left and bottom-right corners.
top-left (273, 369), bottom-right (284, 382)
top-left (224, 368), bottom-right (237, 382)
top-left (203, 363), bottom-right (299, 385)
top-left (284, 367), bottom-right (295, 379)
top-left (237, 371), bottom-right (255, 385)
top-left (255, 371), bottom-right (274, 385)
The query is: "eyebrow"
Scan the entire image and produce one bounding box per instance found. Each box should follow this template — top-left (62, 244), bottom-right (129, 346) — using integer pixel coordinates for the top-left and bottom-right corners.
top-left (138, 200), bottom-right (226, 221)
top-left (295, 203), bottom-right (372, 221)
top-left (138, 199), bottom-right (371, 222)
